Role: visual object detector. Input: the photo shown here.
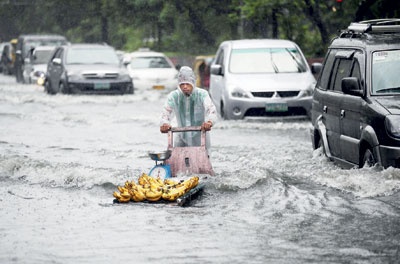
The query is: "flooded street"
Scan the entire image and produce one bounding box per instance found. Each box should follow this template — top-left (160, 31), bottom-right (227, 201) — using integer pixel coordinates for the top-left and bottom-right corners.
top-left (1, 73), bottom-right (400, 264)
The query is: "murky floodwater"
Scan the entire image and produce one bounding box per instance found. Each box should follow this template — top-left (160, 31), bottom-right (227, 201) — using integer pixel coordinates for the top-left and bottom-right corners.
top-left (0, 74), bottom-right (399, 264)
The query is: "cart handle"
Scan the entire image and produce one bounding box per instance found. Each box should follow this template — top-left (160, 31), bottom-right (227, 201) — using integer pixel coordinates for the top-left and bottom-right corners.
top-left (170, 126), bottom-right (202, 132)
top-left (168, 126), bottom-right (207, 147)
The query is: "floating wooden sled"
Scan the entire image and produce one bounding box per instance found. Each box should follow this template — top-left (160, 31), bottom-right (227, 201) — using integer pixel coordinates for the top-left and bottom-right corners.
top-left (112, 182), bottom-right (206, 207)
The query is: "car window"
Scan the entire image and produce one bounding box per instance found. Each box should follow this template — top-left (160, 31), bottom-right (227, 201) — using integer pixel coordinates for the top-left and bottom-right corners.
top-left (351, 60), bottom-right (361, 80)
top-left (372, 49), bottom-right (400, 95)
top-left (23, 38), bottom-right (67, 57)
top-left (331, 58), bottom-right (352, 91)
top-left (318, 49), bottom-right (337, 90)
top-left (229, 47), bottom-right (307, 74)
top-left (66, 48), bottom-right (119, 65)
top-left (130, 56), bottom-right (171, 69)
top-left (214, 47), bottom-right (224, 65)
top-left (33, 50), bottom-right (53, 64)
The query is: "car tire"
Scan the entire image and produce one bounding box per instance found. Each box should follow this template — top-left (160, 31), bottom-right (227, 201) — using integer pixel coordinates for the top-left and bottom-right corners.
top-left (127, 85), bottom-right (134, 94)
top-left (45, 80), bottom-right (56, 95)
top-left (59, 82), bottom-right (69, 94)
top-left (220, 101), bottom-right (228, 120)
top-left (316, 133), bottom-right (326, 156)
top-left (361, 148), bottom-right (377, 168)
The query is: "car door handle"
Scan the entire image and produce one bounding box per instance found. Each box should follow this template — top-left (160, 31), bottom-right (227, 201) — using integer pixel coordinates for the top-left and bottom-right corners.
top-left (340, 110), bottom-right (345, 118)
top-left (323, 106), bottom-right (327, 113)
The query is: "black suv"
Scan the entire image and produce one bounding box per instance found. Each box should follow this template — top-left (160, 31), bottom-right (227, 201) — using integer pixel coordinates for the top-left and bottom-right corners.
top-left (311, 19), bottom-right (400, 169)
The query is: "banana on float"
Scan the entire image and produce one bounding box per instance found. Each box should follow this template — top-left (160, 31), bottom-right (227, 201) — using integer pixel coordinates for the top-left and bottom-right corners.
top-left (145, 188), bottom-right (163, 202)
top-left (132, 187), bottom-right (146, 202)
top-left (113, 191), bottom-right (130, 203)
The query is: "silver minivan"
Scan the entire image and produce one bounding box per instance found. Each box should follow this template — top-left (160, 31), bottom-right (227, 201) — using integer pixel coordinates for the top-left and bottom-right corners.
top-left (209, 39), bottom-right (316, 120)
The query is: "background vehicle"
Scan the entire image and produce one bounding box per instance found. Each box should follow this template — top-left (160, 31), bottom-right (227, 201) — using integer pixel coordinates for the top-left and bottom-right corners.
top-left (45, 43), bottom-right (133, 95)
top-left (125, 48), bottom-right (178, 90)
top-left (22, 46), bottom-right (55, 84)
top-left (0, 42), bottom-right (5, 73)
top-left (209, 39), bottom-right (316, 120)
top-left (15, 34), bottom-right (68, 83)
top-left (311, 19), bottom-right (400, 169)
top-left (0, 39), bottom-right (17, 75)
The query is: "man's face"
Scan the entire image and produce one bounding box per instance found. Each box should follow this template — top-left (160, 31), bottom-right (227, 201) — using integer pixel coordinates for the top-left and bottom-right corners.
top-left (179, 83), bottom-right (193, 96)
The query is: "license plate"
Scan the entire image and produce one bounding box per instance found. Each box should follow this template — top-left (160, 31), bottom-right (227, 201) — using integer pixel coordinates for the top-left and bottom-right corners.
top-left (265, 103), bottom-right (288, 112)
top-left (94, 83), bottom-right (110, 89)
top-left (153, 85), bottom-right (165, 90)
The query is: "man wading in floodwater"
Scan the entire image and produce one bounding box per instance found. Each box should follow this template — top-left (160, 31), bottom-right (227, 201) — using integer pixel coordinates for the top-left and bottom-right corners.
top-left (159, 66), bottom-right (217, 149)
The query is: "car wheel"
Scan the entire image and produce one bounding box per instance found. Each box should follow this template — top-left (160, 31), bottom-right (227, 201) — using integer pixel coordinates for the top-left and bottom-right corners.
top-left (220, 101), bottom-right (228, 120)
top-left (127, 85), bottom-right (134, 94)
top-left (361, 148), bottom-right (377, 168)
top-left (59, 82), bottom-right (69, 94)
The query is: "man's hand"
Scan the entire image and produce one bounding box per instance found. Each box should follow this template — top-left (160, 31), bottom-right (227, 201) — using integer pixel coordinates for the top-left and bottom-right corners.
top-left (160, 123), bottom-right (171, 133)
top-left (201, 121), bottom-right (213, 131)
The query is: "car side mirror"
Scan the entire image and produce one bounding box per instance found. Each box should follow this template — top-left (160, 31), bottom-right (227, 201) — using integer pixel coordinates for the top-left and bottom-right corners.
top-left (311, 62), bottom-right (322, 74)
top-left (342, 77), bottom-right (363, 96)
top-left (210, 64), bottom-right (223, 76)
top-left (52, 58), bottom-right (62, 65)
top-left (122, 58), bottom-right (130, 66)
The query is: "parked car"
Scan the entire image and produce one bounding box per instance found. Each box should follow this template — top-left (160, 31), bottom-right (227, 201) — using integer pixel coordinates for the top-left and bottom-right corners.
top-left (23, 46), bottom-right (55, 85)
top-left (310, 19), bottom-right (400, 169)
top-left (125, 48), bottom-right (178, 90)
top-left (45, 43), bottom-right (133, 95)
top-left (0, 39), bottom-right (17, 75)
top-left (209, 39), bottom-right (316, 120)
top-left (15, 34), bottom-right (68, 83)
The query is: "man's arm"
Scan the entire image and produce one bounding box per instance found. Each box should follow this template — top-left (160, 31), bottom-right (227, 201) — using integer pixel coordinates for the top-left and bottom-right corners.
top-left (204, 94), bottom-right (218, 126)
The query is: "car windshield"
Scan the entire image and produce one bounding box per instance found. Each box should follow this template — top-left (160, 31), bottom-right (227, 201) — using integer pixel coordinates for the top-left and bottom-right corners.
top-left (66, 48), bottom-right (120, 65)
top-left (229, 47), bottom-right (307, 74)
top-left (130, 56), bottom-right (172, 69)
top-left (33, 50), bottom-right (53, 64)
top-left (372, 50), bottom-right (400, 95)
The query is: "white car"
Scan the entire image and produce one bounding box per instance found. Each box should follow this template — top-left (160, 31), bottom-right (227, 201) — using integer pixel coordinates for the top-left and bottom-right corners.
top-left (23, 46), bottom-right (55, 85)
top-left (126, 49), bottom-right (178, 90)
top-left (209, 39), bottom-right (316, 120)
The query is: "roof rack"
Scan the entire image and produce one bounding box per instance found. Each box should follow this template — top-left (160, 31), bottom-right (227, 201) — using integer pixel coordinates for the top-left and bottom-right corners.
top-left (347, 19), bottom-right (400, 33)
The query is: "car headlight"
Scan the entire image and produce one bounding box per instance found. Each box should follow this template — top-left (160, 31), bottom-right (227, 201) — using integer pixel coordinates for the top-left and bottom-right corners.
top-left (119, 73), bottom-right (132, 82)
top-left (66, 71), bottom-right (80, 81)
top-left (228, 84), bottom-right (250, 98)
top-left (299, 83), bottom-right (315, 97)
top-left (385, 115), bottom-right (400, 137)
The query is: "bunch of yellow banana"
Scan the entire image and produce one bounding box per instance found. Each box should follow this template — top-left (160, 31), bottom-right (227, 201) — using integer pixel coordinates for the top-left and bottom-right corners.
top-left (113, 173), bottom-right (200, 203)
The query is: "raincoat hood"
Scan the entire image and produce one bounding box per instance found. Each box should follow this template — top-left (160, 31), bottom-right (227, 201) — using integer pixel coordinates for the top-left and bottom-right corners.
top-left (178, 66), bottom-right (196, 88)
